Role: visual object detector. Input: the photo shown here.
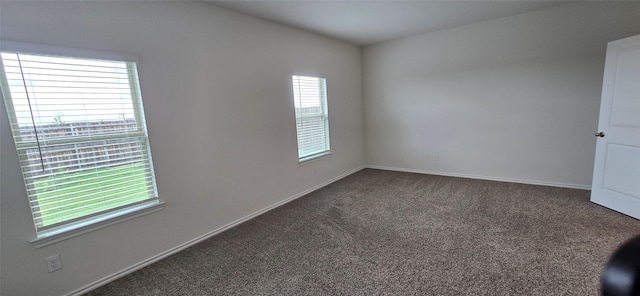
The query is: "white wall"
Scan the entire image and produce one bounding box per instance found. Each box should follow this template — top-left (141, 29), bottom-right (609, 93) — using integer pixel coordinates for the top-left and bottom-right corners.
top-left (363, 2), bottom-right (640, 188)
top-left (0, 2), bottom-right (363, 295)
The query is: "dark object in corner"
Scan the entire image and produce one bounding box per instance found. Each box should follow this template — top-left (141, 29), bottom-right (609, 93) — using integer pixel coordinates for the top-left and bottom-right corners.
top-left (602, 236), bottom-right (640, 296)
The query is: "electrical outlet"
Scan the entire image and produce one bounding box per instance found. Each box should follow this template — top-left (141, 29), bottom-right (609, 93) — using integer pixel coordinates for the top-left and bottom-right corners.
top-left (45, 254), bottom-right (62, 273)
top-left (432, 154), bottom-right (439, 161)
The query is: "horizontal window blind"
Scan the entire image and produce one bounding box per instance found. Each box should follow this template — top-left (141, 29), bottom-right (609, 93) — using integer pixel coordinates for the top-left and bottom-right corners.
top-left (292, 75), bottom-right (330, 159)
top-left (0, 50), bottom-right (158, 233)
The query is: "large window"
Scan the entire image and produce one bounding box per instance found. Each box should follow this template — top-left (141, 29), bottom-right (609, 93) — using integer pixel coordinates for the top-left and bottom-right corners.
top-left (0, 41), bottom-right (160, 239)
top-left (292, 75), bottom-right (330, 162)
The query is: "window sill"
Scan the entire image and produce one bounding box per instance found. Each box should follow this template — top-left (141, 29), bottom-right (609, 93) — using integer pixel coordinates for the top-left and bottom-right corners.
top-left (30, 201), bottom-right (165, 248)
top-left (299, 151), bottom-right (332, 165)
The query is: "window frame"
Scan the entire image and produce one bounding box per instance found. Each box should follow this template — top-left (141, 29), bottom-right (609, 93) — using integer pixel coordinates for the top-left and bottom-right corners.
top-left (291, 74), bottom-right (331, 164)
top-left (0, 40), bottom-right (164, 247)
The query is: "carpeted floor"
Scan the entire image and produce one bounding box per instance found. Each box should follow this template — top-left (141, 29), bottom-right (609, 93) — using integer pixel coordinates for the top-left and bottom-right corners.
top-left (86, 169), bottom-right (640, 295)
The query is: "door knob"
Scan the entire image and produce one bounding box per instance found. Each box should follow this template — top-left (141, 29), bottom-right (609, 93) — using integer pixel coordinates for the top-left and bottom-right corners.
top-left (595, 132), bottom-right (605, 137)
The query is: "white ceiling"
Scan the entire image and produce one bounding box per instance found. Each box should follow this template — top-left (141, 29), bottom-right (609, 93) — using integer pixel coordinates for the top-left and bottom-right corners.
top-left (209, 1), bottom-right (571, 46)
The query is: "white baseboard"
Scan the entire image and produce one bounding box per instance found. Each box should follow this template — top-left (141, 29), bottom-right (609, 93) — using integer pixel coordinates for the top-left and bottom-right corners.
top-left (366, 165), bottom-right (592, 190)
top-left (67, 166), bottom-right (365, 296)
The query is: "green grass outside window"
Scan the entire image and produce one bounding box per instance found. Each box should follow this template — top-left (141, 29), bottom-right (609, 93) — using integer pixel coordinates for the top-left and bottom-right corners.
top-left (33, 163), bottom-right (150, 227)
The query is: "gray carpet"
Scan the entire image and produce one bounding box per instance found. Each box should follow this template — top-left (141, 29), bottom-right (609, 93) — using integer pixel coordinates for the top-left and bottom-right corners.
top-left (86, 169), bottom-right (640, 295)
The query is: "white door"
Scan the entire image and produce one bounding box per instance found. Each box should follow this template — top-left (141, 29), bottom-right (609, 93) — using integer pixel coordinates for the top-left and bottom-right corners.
top-left (591, 34), bottom-right (640, 219)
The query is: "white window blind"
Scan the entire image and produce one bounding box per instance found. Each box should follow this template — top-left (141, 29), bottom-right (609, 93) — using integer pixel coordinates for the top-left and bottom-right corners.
top-left (292, 75), bottom-right (330, 161)
top-left (0, 45), bottom-right (159, 234)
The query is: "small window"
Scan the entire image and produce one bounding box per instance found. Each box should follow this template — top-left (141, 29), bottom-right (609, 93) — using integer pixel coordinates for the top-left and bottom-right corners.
top-left (292, 75), bottom-right (330, 162)
top-left (0, 41), bottom-right (160, 238)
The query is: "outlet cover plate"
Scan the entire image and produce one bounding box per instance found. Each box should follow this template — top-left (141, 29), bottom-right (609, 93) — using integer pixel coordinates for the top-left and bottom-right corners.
top-left (45, 254), bottom-right (62, 273)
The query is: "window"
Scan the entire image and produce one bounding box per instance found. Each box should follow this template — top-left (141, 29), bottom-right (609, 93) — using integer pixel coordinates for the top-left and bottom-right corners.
top-left (292, 75), bottom-right (330, 162)
top-left (0, 41), bottom-right (160, 240)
